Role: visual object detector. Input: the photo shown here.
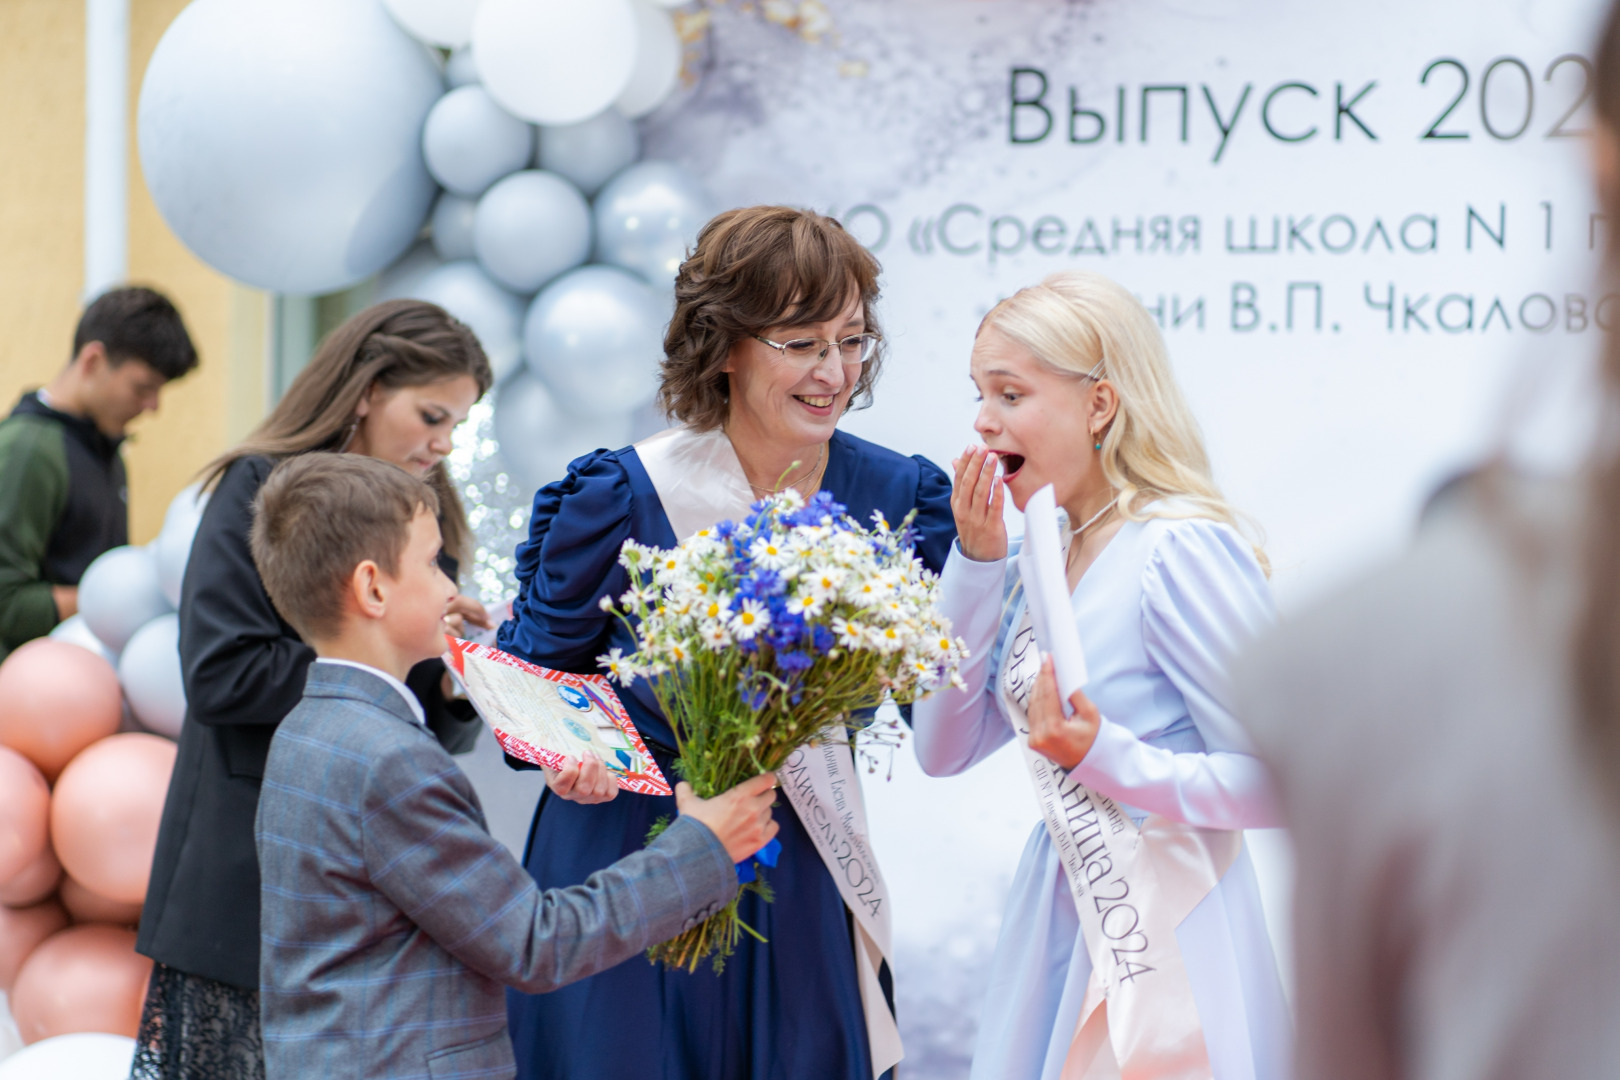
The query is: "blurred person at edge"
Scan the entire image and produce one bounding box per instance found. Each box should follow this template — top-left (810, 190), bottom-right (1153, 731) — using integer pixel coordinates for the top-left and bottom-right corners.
top-left (1233, 6), bottom-right (1620, 1077)
top-left (131, 300), bottom-right (495, 1080)
top-left (0, 286), bottom-right (198, 659)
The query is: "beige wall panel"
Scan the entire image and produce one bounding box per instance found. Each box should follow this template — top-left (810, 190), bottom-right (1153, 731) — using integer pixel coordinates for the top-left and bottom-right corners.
top-left (0, 1), bottom-right (86, 408)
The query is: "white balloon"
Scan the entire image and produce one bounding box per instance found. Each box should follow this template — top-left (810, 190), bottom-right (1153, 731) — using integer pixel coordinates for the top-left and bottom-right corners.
top-left (537, 110), bottom-right (639, 197)
top-left (473, 172), bottom-right (592, 294)
top-left (49, 614), bottom-right (118, 667)
top-left (422, 85), bottom-right (535, 198)
top-left (119, 614), bottom-right (187, 739)
top-left (472, 0), bottom-right (638, 125)
top-left (137, 0), bottom-right (443, 294)
top-left (445, 47), bottom-right (479, 88)
top-left (0, 1033), bottom-right (134, 1080)
top-left (430, 193), bottom-right (478, 261)
top-left (78, 546), bottom-right (172, 655)
top-left (493, 370), bottom-right (635, 495)
top-left (592, 160), bottom-right (715, 288)
top-left (524, 265), bottom-right (666, 416)
top-left (616, 1), bottom-right (682, 119)
top-left (411, 261), bottom-right (527, 382)
top-left (376, 241), bottom-right (443, 301)
top-left (154, 483), bottom-right (209, 609)
top-left (382, 0), bottom-right (477, 47)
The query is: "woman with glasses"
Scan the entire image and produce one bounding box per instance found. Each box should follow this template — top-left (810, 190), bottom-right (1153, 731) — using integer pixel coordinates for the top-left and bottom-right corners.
top-left (498, 205), bottom-right (955, 1080)
top-left (912, 271), bottom-right (1290, 1080)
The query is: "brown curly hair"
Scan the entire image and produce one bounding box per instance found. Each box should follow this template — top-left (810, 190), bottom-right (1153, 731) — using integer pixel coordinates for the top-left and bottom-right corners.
top-left (658, 205), bottom-right (885, 432)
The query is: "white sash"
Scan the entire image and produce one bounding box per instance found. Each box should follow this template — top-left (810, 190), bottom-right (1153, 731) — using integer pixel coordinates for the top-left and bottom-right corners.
top-left (635, 425), bottom-right (904, 1079)
top-left (999, 600), bottom-right (1240, 1080)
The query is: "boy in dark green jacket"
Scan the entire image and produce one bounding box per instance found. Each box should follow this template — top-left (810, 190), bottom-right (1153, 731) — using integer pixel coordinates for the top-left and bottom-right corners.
top-left (0, 286), bottom-right (197, 659)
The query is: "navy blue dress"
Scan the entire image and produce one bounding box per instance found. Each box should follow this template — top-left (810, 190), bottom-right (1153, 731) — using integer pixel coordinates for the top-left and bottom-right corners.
top-left (498, 429), bottom-right (956, 1080)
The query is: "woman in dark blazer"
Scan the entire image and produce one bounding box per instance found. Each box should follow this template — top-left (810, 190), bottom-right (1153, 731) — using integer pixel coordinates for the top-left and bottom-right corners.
top-left (131, 300), bottom-right (494, 1080)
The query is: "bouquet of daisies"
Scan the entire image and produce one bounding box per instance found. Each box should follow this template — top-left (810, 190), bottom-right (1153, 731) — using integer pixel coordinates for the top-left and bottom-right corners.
top-left (599, 488), bottom-right (966, 972)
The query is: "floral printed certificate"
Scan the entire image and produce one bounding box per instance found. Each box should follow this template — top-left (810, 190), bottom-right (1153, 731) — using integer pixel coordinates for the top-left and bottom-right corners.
top-left (444, 636), bottom-right (671, 796)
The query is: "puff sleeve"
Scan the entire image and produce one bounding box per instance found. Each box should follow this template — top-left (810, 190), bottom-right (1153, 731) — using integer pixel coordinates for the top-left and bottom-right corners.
top-left (1067, 519), bottom-right (1282, 829)
top-left (498, 450), bottom-right (636, 673)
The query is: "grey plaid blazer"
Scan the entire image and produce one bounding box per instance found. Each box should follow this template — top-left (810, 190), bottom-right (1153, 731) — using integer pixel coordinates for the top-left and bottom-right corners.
top-left (256, 662), bottom-right (737, 1080)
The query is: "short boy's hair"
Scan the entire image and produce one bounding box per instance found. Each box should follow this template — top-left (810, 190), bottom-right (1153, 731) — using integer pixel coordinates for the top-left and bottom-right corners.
top-left (250, 454), bottom-right (440, 641)
top-left (73, 286), bottom-right (199, 380)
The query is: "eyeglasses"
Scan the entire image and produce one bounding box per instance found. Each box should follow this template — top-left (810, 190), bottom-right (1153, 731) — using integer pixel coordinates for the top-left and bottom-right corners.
top-left (753, 332), bottom-right (881, 368)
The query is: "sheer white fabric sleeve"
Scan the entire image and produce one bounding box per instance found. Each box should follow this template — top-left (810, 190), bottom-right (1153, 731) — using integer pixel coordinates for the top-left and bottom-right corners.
top-left (1068, 519), bottom-right (1283, 829)
top-left (911, 543), bottom-right (1016, 777)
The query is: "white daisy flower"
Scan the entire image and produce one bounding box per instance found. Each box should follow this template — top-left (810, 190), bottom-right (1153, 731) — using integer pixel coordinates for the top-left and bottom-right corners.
top-left (731, 598), bottom-right (771, 640)
top-left (597, 647), bottom-right (635, 685)
top-left (787, 592), bottom-right (825, 618)
top-left (749, 535), bottom-right (793, 570)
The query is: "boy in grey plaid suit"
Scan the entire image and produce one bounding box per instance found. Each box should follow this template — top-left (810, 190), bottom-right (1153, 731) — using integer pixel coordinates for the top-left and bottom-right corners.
top-left (249, 454), bottom-right (779, 1080)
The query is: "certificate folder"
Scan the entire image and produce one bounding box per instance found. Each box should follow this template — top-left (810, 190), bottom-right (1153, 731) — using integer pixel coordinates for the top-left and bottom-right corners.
top-left (445, 636), bottom-right (672, 796)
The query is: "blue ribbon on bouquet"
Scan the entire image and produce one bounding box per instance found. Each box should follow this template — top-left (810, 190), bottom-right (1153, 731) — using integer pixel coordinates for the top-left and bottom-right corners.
top-left (735, 837), bottom-right (782, 883)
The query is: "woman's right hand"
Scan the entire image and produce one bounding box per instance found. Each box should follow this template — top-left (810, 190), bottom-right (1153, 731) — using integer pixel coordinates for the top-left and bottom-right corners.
top-left (676, 774), bottom-right (780, 863)
top-left (950, 445), bottom-right (1008, 563)
top-left (543, 757), bottom-right (619, 803)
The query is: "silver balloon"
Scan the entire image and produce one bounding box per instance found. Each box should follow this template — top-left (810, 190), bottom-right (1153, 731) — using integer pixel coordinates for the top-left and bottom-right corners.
top-left (615, 0), bottom-right (681, 119)
top-left (430, 192), bottom-right (478, 260)
top-left (473, 170), bottom-right (592, 294)
top-left (79, 545), bottom-right (172, 654)
top-left (592, 161), bottom-right (715, 288)
top-left (445, 46), bottom-right (479, 87)
top-left (492, 369), bottom-right (634, 495)
top-left (411, 260), bottom-right (526, 381)
top-left (154, 483), bottom-right (209, 608)
top-left (537, 109), bottom-right (639, 197)
top-left (119, 613), bottom-right (187, 739)
top-left (422, 85), bottom-right (535, 198)
top-left (383, 0), bottom-right (477, 48)
top-left (524, 264), bottom-right (665, 416)
top-left (137, 0), bottom-right (443, 294)
top-left (49, 614), bottom-right (118, 667)
top-left (376, 240), bottom-right (443, 301)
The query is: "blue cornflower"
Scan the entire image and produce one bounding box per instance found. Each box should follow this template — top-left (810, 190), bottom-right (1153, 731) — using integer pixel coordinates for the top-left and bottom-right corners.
top-left (775, 650), bottom-right (814, 673)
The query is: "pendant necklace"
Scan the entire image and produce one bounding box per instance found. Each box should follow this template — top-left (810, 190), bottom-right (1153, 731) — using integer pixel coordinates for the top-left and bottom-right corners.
top-left (747, 442), bottom-right (828, 498)
top-left (1064, 495), bottom-right (1118, 575)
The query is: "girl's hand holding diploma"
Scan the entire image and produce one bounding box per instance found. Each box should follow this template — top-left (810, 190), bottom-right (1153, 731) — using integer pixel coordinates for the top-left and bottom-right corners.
top-left (1026, 654), bottom-right (1101, 771)
top-left (951, 444), bottom-right (1008, 563)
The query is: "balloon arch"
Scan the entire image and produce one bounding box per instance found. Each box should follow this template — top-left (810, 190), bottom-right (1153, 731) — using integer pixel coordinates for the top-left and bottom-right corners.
top-left (0, 0), bottom-right (733, 1068)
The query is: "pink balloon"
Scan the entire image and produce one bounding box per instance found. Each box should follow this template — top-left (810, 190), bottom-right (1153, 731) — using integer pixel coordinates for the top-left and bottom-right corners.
top-left (50, 734), bottom-right (177, 905)
top-left (0, 897), bottom-right (69, 992)
top-left (0, 842), bottom-right (62, 907)
top-left (0, 639), bottom-right (122, 781)
top-left (10, 924), bottom-right (152, 1043)
top-left (0, 746), bottom-right (50, 886)
top-left (59, 875), bottom-right (143, 929)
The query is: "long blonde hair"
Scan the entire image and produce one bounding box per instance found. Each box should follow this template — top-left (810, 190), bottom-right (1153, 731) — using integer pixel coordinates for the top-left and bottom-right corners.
top-left (980, 270), bottom-right (1268, 570)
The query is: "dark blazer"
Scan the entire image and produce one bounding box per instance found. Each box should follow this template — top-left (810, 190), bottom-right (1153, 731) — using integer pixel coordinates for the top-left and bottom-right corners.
top-left (258, 662), bottom-right (737, 1080)
top-left (137, 454), bottom-right (482, 990)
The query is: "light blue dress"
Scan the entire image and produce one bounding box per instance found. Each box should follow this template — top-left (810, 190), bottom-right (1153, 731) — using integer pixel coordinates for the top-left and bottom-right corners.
top-left (912, 513), bottom-right (1293, 1080)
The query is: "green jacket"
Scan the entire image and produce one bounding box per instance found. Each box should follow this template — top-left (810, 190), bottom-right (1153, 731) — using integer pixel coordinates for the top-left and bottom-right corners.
top-left (0, 392), bottom-right (128, 659)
